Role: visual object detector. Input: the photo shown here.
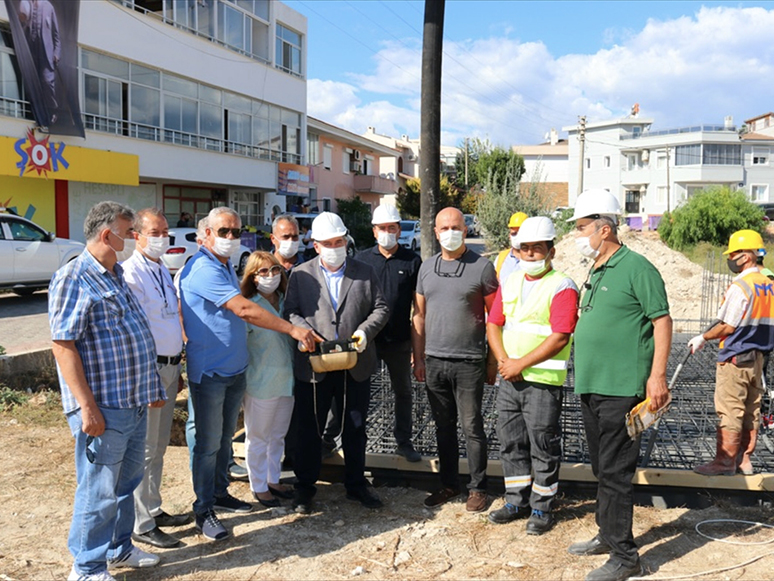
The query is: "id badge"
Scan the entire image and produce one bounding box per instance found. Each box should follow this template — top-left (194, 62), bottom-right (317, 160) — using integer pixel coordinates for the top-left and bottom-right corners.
top-left (162, 306), bottom-right (178, 319)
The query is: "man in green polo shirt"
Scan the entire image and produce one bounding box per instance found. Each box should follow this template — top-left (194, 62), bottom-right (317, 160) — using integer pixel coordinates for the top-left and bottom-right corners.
top-left (566, 189), bottom-right (672, 581)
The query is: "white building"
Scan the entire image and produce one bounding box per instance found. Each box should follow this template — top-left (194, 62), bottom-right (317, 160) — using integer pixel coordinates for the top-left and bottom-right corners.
top-left (0, 0), bottom-right (307, 240)
top-left (563, 115), bottom-right (774, 228)
top-left (512, 128), bottom-right (569, 209)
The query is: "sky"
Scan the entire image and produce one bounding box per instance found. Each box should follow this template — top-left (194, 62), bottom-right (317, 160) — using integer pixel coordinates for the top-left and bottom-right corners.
top-left (285, 0), bottom-right (774, 150)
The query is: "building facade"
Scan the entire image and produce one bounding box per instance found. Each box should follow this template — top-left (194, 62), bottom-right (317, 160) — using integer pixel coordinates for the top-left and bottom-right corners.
top-left (512, 128), bottom-right (569, 210)
top-left (1, 0), bottom-right (307, 240)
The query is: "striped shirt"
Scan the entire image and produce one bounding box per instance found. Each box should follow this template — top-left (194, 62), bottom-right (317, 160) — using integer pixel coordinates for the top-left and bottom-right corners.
top-left (49, 250), bottom-right (165, 414)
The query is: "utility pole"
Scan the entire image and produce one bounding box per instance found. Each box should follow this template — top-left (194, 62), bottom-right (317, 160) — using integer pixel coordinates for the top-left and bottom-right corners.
top-left (420, 0), bottom-right (445, 259)
top-left (577, 115), bottom-right (586, 196)
top-left (665, 146), bottom-right (671, 213)
top-left (464, 137), bottom-right (469, 188)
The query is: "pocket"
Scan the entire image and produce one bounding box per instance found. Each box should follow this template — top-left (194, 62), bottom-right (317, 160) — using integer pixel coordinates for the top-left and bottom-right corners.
top-left (88, 428), bottom-right (127, 466)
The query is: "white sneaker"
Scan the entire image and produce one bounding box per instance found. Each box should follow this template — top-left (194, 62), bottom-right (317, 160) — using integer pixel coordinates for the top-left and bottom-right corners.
top-left (68, 566), bottom-right (116, 581)
top-left (107, 545), bottom-right (160, 568)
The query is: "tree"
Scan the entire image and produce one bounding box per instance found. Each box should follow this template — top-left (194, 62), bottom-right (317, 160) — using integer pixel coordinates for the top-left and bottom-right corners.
top-left (658, 186), bottom-right (765, 250)
top-left (454, 137), bottom-right (526, 190)
top-left (397, 176), bottom-right (457, 219)
top-left (335, 196), bottom-right (373, 250)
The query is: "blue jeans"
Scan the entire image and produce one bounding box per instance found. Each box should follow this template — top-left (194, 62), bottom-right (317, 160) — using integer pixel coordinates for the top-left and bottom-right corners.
top-left (189, 372), bottom-right (246, 515)
top-left (424, 356), bottom-right (488, 491)
top-left (496, 379), bottom-right (563, 512)
top-left (66, 406), bottom-right (147, 576)
top-left (580, 393), bottom-right (643, 567)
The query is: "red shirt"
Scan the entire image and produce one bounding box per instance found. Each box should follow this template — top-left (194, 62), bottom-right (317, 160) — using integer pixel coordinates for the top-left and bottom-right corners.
top-left (488, 272), bottom-right (578, 333)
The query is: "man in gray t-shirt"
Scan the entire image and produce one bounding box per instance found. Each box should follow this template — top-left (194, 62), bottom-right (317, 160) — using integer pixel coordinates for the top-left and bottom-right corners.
top-left (413, 208), bottom-right (499, 512)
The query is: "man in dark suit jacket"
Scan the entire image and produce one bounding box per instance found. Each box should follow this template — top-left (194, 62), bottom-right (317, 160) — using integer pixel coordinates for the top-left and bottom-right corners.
top-left (284, 212), bottom-right (389, 514)
top-left (20, 0), bottom-right (60, 125)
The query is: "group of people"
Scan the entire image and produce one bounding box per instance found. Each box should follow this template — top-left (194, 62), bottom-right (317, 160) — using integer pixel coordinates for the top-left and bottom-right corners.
top-left (49, 185), bottom-right (773, 581)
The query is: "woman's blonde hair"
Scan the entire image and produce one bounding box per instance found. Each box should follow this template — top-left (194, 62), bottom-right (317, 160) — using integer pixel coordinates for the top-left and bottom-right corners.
top-left (240, 250), bottom-right (287, 298)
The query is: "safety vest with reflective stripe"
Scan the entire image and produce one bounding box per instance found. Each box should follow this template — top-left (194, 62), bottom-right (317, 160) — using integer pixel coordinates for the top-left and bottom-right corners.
top-left (718, 270), bottom-right (774, 361)
top-left (502, 268), bottom-right (573, 386)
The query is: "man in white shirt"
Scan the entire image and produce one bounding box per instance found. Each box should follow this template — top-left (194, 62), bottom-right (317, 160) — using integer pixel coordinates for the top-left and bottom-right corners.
top-left (122, 208), bottom-right (190, 549)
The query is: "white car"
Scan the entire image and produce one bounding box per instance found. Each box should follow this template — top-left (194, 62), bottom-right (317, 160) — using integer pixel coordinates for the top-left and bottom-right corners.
top-left (0, 211), bottom-right (85, 296)
top-left (162, 228), bottom-right (252, 275)
top-left (398, 220), bottom-right (421, 251)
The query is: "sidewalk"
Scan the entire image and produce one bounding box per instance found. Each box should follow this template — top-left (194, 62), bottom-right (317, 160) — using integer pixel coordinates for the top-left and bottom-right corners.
top-left (0, 291), bottom-right (53, 378)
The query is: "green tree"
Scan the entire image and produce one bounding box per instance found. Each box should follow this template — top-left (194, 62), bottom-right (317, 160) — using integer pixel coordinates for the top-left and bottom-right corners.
top-left (335, 196), bottom-right (373, 250)
top-left (396, 176), bottom-right (457, 219)
top-left (658, 186), bottom-right (765, 250)
top-left (454, 137), bottom-right (526, 189)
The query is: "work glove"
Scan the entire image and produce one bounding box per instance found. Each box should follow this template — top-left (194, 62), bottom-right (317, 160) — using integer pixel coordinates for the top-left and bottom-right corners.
top-left (351, 330), bottom-right (367, 354)
top-left (688, 335), bottom-right (706, 354)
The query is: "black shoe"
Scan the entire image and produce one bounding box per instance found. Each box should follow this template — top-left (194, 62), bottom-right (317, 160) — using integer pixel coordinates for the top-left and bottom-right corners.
top-left (526, 509), bottom-right (555, 535)
top-left (252, 491), bottom-right (281, 508)
top-left (568, 535), bottom-right (612, 556)
top-left (292, 497), bottom-right (313, 514)
top-left (488, 503), bottom-right (525, 524)
top-left (396, 443), bottom-right (422, 463)
top-left (423, 487), bottom-right (462, 508)
top-left (213, 494), bottom-right (253, 513)
top-left (268, 485), bottom-right (295, 500)
top-left (154, 510), bottom-right (192, 528)
top-left (132, 526), bottom-right (181, 549)
top-left (585, 558), bottom-right (643, 581)
top-left (346, 486), bottom-right (384, 509)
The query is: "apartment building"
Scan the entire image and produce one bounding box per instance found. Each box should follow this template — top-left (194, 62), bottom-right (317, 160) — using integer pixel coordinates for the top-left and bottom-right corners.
top-left (512, 128), bottom-right (569, 209)
top-left (0, 0), bottom-right (306, 240)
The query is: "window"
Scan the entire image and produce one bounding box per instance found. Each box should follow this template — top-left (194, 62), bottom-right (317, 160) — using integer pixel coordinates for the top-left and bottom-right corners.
top-left (9, 219), bottom-right (46, 241)
top-left (702, 144), bottom-right (741, 165)
top-left (751, 184), bottom-right (769, 202)
top-left (625, 190), bottom-right (640, 213)
top-left (585, 158), bottom-right (591, 169)
top-left (627, 154), bottom-right (637, 171)
top-left (322, 197), bottom-right (331, 212)
top-left (675, 144), bottom-right (700, 166)
top-left (0, 25), bottom-right (24, 111)
top-left (343, 148), bottom-right (351, 174)
top-left (323, 144), bottom-right (333, 170)
top-left (753, 148), bottom-right (769, 166)
top-left (604, 156), bottom-right (610, 168)
top-left (276, 23), bottom-right (302, 76)
top-left (83, 73), bottom-right (124, 131)
top-left (656, 186), bottom-right (667, 204)
top-left (307, 133), bottom-right (319, 166)
top-left (232, 191), bottom-right (264, 227)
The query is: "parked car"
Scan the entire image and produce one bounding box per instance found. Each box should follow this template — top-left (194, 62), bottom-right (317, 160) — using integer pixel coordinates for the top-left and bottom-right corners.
top-left (463, 214), bottom-right (480, 236)
top-left (283, 212), bottom-right (357, 257)
top-left (0, 211), bottom-right (85, 296)
top-left (398, 220), bottom-right (421, 251)
top-left (162, 228), bottom-right (252, 275)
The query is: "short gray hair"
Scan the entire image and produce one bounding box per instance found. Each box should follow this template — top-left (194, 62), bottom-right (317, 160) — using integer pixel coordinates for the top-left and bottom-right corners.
top-left (196, 217), bottom-right (208, 242)
top-left (84, 201), bottom-right (135, 242)
top-left (208, 206), bottom-right (240, 223)
top-left (272, 213), bottom-right (299, 233)
top-left (134, 207), bottom-right (167, 233)
top-left (595, 215), bottom-right (618, 236)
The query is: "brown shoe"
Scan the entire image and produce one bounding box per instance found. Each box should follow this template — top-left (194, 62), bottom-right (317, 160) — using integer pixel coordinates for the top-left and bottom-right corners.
top-left (466, 490), bottom-right (488, 513)
top-left (424, 487), bottom-right (461, 508)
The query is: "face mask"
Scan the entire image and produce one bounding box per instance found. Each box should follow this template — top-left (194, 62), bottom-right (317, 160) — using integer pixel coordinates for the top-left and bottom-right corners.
top-left (575, 227), bottom-right (604, 259)
top-left (510, 234), bottom-right (520, 250)
top-left (377, 231), bottom-right (398, 249)
top-left (277, 239), bottom-right (300, 259)
top-left (140, 235), bottom-right (170, 260)
top-left (520, 259), bottom-right (547, 276)
top-left (320, 245), bottom-right (347, 269)
top-left (439, 229), bottom-right (463, 252)
top-left (727, 256), bottom-right (745, 274)
top-left (109, 230), bottom-right (134, 262)
top-left (256, 274), bottom-right (281, 294)
top-left (212, 237), bottom-right (241, 258)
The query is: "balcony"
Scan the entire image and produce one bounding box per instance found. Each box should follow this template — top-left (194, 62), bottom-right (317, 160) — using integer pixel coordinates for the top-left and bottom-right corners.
top-left (354, 174), bottom-right (397, 196)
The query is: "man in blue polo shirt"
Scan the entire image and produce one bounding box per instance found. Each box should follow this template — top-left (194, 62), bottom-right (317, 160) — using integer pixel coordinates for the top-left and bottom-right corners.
top-left (179, 207), bottom-right (319, 542)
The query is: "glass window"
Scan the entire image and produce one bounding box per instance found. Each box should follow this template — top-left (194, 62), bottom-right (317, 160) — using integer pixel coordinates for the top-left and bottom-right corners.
top-left (199, 84), bottom-right (221, 105)
top-left (0, 51), bottom-right (23, 102)
top-left (752, 148), bottom-right (769, 165)
top-left (307, 133), bottom-right (319, 166)
top-left (323, 145), bottom-right (332, 170)
top-left (702, 144), bottom-right (741, 165)
top-left (269, 106), bottom-right (282, 154)
top-left (675, 144), bottom-right (700, 166)
top-left (751, 184), bottom-right (769, 202)
top-left (253, 115), bottom-right (270, 152)
top-left (199, 102), bottom-right (222, 138)
top-left (164, 74), bottom-right (197, 98)
top-left (83, 74), bottom-right (123, 120)
top-left (9, 219), bottom-right (46, 241)
top-left (131, 63), bottom-right (160, 88)
top-left (224, 92), bottom-right (251, 113)
top-left (82, 50), bottom-right (129, 79)
top-left (219, 3), bottom-right (245, 50)
top-left (276, 23), bottom-right (302, 75)
top-left (228, 111), bottom-right (251, 146)
top-left (131, 85), bottom-right (160, 127)
top-left (196, 0), bottom-right (216, 37)
top-left (251, 19), bottom-right (269, 60)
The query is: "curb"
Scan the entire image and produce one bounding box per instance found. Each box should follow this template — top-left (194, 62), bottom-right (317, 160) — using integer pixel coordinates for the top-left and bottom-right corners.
top-left (0, 348), bottom-right (54, 380)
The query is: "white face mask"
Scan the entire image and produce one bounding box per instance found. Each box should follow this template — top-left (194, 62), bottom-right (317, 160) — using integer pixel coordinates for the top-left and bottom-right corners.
top-left (439, 229), bottom-right (463, 252)
top-left (140, 235), bottom-right (170, 260)
top-left (212, 236), bottom-right (241, 258)
top-left (575, 234), bottom-right (601, 259)
top-left (320, 245), bottom-right (347, 269)
top-left (510, 234), bottom-right (520, 250)
top-left (277, 239), bottom-right (300, 259)
top-left (256, 274), bottom-right (281, 294)
top-left (520, 259), bottom-right (547, 276)
top-left (110, 231), bottom-right (135, 262)
top-left (377, 231), bottom-right (398, 249)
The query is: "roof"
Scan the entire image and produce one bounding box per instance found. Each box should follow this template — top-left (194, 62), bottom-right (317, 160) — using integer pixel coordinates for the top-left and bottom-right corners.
top-left (741, 132), bottom-right (774, 142)
top-left (744, 112), bottom-right (774, 124)
top-left (512, 143), bottom-right (568, 156)
top-left (307, 117), bottom-right (400, 157)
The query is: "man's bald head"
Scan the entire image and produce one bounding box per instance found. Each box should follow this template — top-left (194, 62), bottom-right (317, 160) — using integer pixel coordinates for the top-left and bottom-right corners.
top-left (435, 207), bottom-right (465, 230)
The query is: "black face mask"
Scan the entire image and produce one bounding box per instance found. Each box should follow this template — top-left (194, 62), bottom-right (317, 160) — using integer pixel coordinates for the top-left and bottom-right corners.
top-left (727, 256), bottom-right (746, 274)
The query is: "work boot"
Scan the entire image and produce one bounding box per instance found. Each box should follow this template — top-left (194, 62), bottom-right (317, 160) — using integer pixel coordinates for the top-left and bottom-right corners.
top-left (693, 428), bottom-right (741, 476)
top-left (736, 429), bottom-right (758, 475)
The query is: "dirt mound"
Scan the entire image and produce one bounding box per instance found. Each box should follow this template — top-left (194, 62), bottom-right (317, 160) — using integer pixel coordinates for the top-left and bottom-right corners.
top-left (552, 226), bottom-right (710, 323)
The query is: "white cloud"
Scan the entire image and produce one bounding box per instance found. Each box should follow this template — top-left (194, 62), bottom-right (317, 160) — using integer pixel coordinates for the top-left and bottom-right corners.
top-left (308, 6), bottom-right (774, 147)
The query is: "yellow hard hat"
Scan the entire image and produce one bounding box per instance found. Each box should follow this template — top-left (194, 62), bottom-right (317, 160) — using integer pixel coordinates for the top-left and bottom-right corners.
top-left (508, 212), bottom-right (528, 228)
top-left (724, 229), bottom-right (764, 255)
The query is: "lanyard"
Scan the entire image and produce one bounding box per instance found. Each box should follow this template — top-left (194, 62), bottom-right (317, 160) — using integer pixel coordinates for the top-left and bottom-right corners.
top-left (142, 255), bottom-right (171, 308)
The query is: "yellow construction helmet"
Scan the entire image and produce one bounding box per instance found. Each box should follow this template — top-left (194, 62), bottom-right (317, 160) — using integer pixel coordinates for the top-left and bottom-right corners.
top-left (508, 212), bottom-right (528, 228)
top-left (724, 229), bottom-right (765, 255)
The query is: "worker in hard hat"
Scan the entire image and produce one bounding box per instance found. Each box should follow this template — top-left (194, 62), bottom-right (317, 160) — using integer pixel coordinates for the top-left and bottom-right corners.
top-left (688, 229), bottom-right (774, 477)
top-left (355, 204), bottom-right (423, 462)
top-left (567, 189), bottom-right (672, 581)
top-left (284, 212), bottom-right (389, 514)
top-left (486, 216), bottom-right (578, 535)
top-left (494, 211), bottom-right (528, 283)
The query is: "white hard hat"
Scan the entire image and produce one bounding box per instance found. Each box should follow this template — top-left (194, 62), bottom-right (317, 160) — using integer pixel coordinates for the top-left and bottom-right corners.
top-left (515, 216), bottom-right (556, 245)
top-left (311, 212), bottom-right (348, 241)
top-left (372, 204), bottom-right (401, 225)
top-left (567, 188), bottom-right (622, 222)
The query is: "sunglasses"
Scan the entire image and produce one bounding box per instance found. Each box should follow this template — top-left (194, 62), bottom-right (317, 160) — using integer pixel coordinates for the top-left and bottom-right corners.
top-left (216, 227), bottom-right (242, 239)
top-left (85, 435), bottom-right (96, 463)
top-left (255, 265), bottom-right (283, 277)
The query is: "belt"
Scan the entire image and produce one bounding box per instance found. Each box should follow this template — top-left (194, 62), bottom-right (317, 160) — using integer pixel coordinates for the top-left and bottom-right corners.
top-left (157, 354), bottom-right (182, 365)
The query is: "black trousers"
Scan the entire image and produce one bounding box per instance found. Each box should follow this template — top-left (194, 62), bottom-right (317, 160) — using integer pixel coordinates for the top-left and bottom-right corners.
top-left (293, 371), bottom-right (371, 498)
top-left (580, 393), bottom-right (643, 567)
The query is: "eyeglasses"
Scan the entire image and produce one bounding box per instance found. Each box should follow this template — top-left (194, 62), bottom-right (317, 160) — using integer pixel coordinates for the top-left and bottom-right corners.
top-left (579, 264), bottom-right (608, 312)
top-left (255, 265), bottom-right (282, 277)
top-left (216, 227), bottom-right (242, 239)
top-left (433, 254), bottom-right (466, 278)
